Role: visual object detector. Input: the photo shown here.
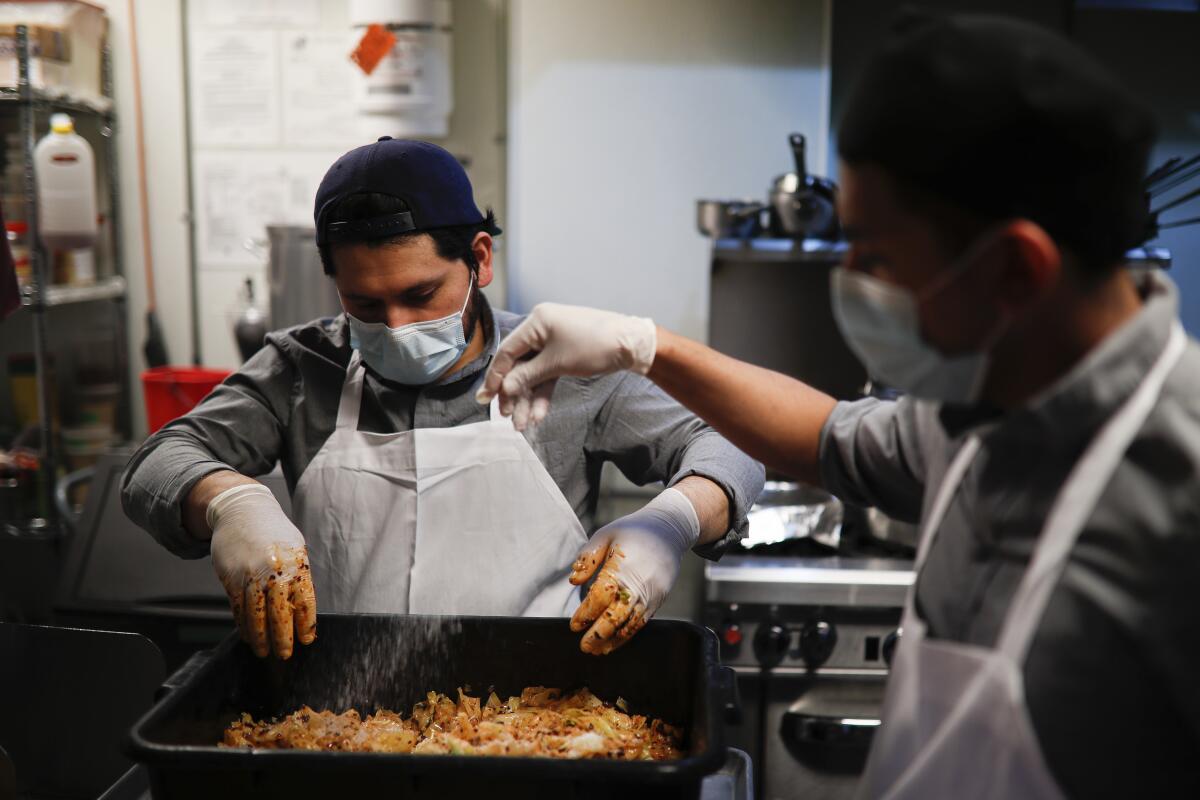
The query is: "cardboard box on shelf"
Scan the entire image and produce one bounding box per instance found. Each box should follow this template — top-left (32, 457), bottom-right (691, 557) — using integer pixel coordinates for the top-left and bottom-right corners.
top-left (0, 24), bottom-right (69, 93)
top-left (0, 2), bottom-right (107, 106)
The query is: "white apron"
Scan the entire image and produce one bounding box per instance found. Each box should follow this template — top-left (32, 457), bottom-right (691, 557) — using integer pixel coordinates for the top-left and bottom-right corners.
top-left (291, 350), bottom-right (587, 616)
top-left (859, 322), bottom-right (1186, 800)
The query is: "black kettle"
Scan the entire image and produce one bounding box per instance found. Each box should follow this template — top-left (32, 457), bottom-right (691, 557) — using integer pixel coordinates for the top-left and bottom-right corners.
top-left (233, 277), bottom-right (268, 362)
top-left (769, 133), bottom-right (839, 240)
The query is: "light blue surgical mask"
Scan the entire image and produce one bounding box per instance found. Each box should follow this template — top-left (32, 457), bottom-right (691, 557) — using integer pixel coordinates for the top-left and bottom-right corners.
top-left (347, 276), bottom-right (474, 385)
top-left (830, 229), bottom-right (1010, 405)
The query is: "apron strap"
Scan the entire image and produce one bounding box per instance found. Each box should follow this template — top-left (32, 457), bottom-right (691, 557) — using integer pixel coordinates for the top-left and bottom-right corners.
top-left (336, 356), bottom-right (508, 433)
top-left (335, 350), bottom-right (367, 432)
top-left (915, 435), bottom-right (982, 570)
top-left (997, 322), bottom-right (1187, 662)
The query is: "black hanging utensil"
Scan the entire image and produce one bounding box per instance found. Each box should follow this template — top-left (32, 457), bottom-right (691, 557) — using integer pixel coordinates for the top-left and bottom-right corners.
top-left (1146, 152), bottom-right (1200, 186)
top-left (1151, 184), bottom-right (1200, 216)
top-left (143, 309), bottom-right (169, 368)
top-left (1150, 165), bottom-right (1200, 198)
top-left (233, 277), bottom-right (268, 362)
top-left (1147, 156), bottom-right (1200, 196)
top-left (1158, 215), bottom-right (1200, 230)
top-left (1143, 156), bottom-right (1182, 188)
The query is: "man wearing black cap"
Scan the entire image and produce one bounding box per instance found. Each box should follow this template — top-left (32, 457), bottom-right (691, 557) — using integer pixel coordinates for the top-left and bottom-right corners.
top-left (477, 12), bottom-right (1200, 799)
top-left (122, 138), bottom-right (763, 664)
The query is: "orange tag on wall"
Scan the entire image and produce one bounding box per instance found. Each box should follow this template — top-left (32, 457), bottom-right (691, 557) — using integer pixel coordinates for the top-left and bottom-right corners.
top-left (350, 23), bottom-right (397, 76)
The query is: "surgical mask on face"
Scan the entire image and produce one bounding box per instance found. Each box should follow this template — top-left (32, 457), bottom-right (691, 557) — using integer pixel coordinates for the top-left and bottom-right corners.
top-left (347, 276), bottom-right (474, 385)
top-left (830, 230), bottom-right (1009, 405)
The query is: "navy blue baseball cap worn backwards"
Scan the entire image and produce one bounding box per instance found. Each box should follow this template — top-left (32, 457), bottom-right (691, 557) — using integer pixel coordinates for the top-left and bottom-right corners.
top-left (313, 137), bottom-right (500, 247)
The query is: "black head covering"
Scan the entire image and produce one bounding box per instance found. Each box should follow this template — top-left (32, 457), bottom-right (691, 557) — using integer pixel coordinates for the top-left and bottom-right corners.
top-left (838, 10), bottom-right (1157, 266)
top-left (314, 137), bottom-right (501, 247)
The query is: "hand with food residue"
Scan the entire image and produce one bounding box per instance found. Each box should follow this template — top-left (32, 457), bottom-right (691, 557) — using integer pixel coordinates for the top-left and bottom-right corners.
top-left (569, 487), bottom-right (700, 655)
top-left (208, 483), bottom-right (318, 659)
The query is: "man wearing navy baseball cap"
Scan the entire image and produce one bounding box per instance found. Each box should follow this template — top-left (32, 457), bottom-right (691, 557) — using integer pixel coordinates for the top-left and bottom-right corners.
top-left (123, 137), bottom-right (764, 661)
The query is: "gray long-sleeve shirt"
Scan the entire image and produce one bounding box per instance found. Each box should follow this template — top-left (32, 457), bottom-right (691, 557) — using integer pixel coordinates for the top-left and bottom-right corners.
top-left (122, 295), bottom-right (764, 564)
top-left (819, 271), bottom-right (1200, 799)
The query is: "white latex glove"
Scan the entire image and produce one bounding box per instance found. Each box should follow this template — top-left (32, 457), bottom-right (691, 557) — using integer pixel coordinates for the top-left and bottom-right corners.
top-left (475, 303), bottom-right (657, 431)
top-left (570, 488), bottom-right (700, 655)
top-left (208, 483), bottom-right (317, 660)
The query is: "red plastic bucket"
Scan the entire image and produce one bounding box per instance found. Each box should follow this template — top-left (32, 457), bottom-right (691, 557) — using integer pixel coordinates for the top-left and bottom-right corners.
top-left (141, 366), bottom-right (232, 433)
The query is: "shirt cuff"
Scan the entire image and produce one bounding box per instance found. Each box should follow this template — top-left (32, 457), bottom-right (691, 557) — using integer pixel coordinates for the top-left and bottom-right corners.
top-left (132, 458), bottom-right (234, 559)
top-left (667, 460), bottom-right (763, 561)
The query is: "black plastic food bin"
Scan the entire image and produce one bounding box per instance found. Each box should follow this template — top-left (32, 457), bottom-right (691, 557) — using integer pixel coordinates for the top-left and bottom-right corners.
top-left (127, 614), bottom-right (735, 799)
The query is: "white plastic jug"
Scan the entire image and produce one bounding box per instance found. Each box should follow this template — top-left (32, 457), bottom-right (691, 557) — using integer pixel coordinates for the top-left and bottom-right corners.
top-left (34, 113), bottom-right (97, 251)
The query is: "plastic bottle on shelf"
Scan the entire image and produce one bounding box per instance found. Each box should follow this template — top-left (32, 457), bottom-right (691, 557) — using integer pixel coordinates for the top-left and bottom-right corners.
top-left (34, 113), bottom-right (97, 252)
top-left (69, 247), bottom-right (96, 284)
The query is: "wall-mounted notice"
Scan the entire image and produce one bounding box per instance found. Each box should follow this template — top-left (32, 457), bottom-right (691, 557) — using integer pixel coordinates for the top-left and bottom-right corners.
top-left (189, 29), bottom-right (281, 147)
top-left (194, 151), bottom-right (337, 268)
top-left (186, 0), bottom-right (362, 270)
top-left (281, 30), bottom-right (359, 147)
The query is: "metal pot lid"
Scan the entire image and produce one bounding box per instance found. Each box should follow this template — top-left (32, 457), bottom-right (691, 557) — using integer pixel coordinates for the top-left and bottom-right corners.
top-left (771, 173), bottom-right (801, 194)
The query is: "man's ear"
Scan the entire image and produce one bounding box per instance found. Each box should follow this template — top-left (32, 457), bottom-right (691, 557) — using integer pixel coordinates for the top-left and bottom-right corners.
top-left (996, 219), bottom-right (1061, 312)
top-left (472, 232), bottom-right (495, 289)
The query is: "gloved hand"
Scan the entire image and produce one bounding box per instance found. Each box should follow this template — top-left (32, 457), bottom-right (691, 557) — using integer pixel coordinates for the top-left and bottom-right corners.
top-left (570, 488), bottom-right (700, 655)
top-left (208, 483), bottom-right (317, 659)
top-left (476, 303), bottom-right (657, 430)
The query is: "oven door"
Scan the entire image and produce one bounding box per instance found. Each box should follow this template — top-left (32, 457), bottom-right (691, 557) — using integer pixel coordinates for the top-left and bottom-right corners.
top-left (762, 671), bottom-right (886, 800)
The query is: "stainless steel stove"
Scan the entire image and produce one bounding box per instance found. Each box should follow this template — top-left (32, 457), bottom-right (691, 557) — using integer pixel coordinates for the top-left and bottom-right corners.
top-left (704, 556), bottom-right (913, 800)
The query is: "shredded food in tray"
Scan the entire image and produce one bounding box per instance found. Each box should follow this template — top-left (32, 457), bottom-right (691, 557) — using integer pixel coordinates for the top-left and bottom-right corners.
top-left (221, 686), bottom-right (684, 760)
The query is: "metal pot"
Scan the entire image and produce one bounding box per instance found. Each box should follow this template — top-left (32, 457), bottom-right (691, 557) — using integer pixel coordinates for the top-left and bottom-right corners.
top-left (769, 133), bottom-right (839, 240)
top-left (266, 225), bottom-right (343, 330)
top-left (696, 199), bottom-right (767, 239)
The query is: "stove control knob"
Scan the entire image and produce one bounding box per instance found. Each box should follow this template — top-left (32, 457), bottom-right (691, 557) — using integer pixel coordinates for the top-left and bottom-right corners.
top-left (720, 621), bottom-right (743, 648)
top-left (799, 620), bottom-right (838, 669)
top-left (753, 621), bottom-right (790, 668)
top-left (882, 629), bottom-right (901, 667)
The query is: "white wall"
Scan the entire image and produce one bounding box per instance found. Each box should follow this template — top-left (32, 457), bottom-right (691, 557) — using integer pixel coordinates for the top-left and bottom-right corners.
top-left (507, 0), bottom-right (831, 340)
top-left (95, 0), bottom-right (193, 436)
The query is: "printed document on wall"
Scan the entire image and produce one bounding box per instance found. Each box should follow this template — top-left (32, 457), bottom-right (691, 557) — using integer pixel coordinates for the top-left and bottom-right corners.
top-left (281, 30), bottom-right (359, 147)
top-left (194, 151), bottom-right (337, 268)
top-left (189, 29), bottom-right (281, 147)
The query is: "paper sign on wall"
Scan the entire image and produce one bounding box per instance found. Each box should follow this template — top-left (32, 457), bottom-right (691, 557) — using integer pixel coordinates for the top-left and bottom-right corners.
top-left (189, 30), bottom-right (281, 147)
top-left (281, 31), bottom-right (360, 147)
top-left (194, 152), bottom-right (335, 268)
